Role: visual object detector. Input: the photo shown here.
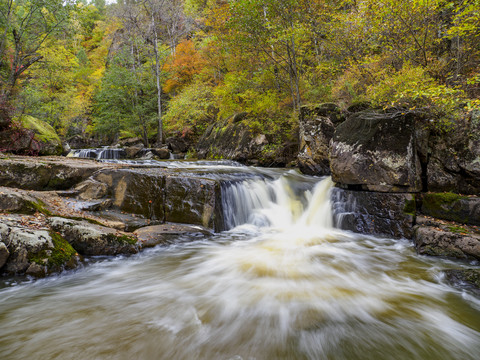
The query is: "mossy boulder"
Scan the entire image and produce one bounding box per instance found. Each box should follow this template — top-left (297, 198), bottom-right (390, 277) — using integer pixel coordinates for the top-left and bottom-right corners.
top-left (421, 193), bottom-right (480, 226)
top-left (0, 187), bottom-right (51, 215)
top-left (48, 217), bottom-right (139, 256)
top-left (0, 220), bottom-right (80, 277)
top-left (20, 115), bottom-right (63, 155)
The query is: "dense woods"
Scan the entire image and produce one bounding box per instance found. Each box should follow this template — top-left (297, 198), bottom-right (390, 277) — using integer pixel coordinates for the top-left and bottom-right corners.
top-left (1, 0), bottom-right (479, 148)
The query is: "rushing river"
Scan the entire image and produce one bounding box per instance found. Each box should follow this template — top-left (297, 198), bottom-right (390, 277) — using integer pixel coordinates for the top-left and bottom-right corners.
top-left (1, 162), bottom-right (479, 359)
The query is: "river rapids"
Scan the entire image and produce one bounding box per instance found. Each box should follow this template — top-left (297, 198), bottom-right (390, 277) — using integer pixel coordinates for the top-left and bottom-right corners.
top-left (0, 161), bottom-right (479, 359)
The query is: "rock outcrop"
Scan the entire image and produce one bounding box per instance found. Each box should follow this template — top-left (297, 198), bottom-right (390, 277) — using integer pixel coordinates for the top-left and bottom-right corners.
top-left (196, 116), bottom-right (297, 166)
top-left (330, 110), bottom-right (422, 192)
top-left (297, 103), bottom-right (344, 176)
top-left (0, 216), bottom-right (81, 277)
top-left (414, 216), bottom-right (480, 260)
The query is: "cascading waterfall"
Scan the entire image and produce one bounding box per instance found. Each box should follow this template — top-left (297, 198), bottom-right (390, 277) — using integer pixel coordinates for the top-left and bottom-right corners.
top-left (68, 147), bottom-right (126, 160)
top-left (0, 164), bottom-right (479, 360)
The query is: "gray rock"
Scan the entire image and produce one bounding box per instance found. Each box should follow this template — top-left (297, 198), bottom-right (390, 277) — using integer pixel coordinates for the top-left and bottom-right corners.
top-left (414, 218), bottom-right (480, 260)
top-left (134, 223), bottom-right (212, 248)
top-left (0, 187), bottom-right (40, 214)
top-left (330, 111), bottom-right (422, 192)
top-left (125, 143), bottom-right (145, 158)
top-left (75, 179), bottom-right (109, 200)
top-left (165, 176), bottom-right (223, 230)
top-left (0, 157), bottom-right (109, 190)
top-left (0, 223), bottom-right (80, 277)
top-left (48, 217), bottom-right (139, 256)
top-left (298, 114), bottom-right (334, 176)
top-left (151, 148), bottom-right (170, 159)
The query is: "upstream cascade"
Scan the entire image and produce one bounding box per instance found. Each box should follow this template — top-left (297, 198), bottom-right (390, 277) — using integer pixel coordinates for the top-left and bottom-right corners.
top-left (0, 162), bottom-right (479, 360)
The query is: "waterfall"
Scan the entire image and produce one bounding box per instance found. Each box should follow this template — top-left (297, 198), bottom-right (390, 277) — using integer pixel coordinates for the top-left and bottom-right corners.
top-left (68, 148), bottom-right (126, 160)
top-left (221, 175), bottom-right (333, 231)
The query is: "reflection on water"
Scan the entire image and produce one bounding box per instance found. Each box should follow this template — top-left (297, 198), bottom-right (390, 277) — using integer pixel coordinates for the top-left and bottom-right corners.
top-left (0, 173), bottom-right (479, 360)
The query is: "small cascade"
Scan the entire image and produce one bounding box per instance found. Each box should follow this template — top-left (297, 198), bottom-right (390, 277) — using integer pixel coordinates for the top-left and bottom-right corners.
top-left (221, 174), bottom-right (332, 230)
top-left (68, 147), bottom-right (126, 160)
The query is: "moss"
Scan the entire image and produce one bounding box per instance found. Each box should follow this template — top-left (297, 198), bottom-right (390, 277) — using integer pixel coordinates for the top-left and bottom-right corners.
top-left (28, 232), bottom-right (78, 271)
top-left (106, 233), bottom-right (137, 245)
top-left (422, 192), bottom-right (470, 224)
top-left (28, 199), bottom-right (52, 216)
top-left (65, 216), bottom-right (105, 226)
top-left (403, 195), bottom-right (416, 216)
top-left (20, 115), bottom-right (63, 155)
top-left (423, 192), bottom-right (467, 205)
top-left (447, 225), bottom-right (469, 234)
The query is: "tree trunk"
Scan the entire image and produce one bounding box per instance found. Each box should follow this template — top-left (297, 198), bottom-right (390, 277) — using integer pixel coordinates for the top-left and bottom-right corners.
top-left (151, 13), bottom-right (163, 145)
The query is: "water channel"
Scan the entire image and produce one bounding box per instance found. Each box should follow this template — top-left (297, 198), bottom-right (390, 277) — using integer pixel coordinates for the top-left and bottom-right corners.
top-left (1, 160), bottom-right (479, 359)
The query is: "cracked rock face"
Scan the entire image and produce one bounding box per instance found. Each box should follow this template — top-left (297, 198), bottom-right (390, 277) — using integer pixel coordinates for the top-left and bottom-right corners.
top-left (330, 111), bottom-right (422, 192)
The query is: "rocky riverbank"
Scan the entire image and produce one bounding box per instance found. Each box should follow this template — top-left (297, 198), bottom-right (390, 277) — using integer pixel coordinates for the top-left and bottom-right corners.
top-left (0, 156), bottom-right (217, 278)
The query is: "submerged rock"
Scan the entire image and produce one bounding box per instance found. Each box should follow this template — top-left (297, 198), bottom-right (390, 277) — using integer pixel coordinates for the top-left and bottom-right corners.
top-left (444, 269), bottom-right (480, 291)
top-left (48, 217), bottom-right (139, 256)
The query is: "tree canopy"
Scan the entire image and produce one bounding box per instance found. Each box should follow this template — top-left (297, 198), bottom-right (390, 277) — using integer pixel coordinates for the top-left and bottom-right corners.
top-left (0, 0), bottom-right (478, 144)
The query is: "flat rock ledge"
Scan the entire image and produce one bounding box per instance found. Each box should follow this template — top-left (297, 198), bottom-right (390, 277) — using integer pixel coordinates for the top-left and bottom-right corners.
top-left (414, 216), bottom-right (480, 261)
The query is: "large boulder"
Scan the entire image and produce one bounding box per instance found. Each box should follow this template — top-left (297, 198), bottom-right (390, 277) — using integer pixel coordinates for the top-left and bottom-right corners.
top-left (48, 217), bottom-right (139, 256)
top-left (165, 176), bottom-right (223, 230)
top-left (297, 104), bottom-right (342, 176)
top-left (21, 115), bottom-right (63, 155)
top-left (332, 188), bottom-right (416, 239)
top-left (330, 110), bottom-right (422, 192)
top-left (425, 113), bottom-right (480, 195)
top-left (0, 217), bottom-right (80, 277)
top-left (0, 187), bottom-right (47, 214)
top-left (80, 169), bottom-right (166, 221)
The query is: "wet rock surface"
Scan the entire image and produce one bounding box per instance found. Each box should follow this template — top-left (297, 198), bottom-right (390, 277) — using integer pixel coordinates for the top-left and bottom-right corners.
top-left (332, 188), bottom-right (416, 239)
top-left (444, 269), bottom-right (480, 291)
top-left (134, 223), bottom-right (212, 248)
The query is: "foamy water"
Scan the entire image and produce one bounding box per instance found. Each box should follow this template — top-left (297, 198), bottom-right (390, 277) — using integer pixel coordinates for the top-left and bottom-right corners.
top-left (1, 171), bottom-right (479, 359)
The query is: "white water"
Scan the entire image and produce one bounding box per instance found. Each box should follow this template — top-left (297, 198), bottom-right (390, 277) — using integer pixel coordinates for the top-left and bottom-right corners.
top-left (1, 170), bottom-right (479, 359)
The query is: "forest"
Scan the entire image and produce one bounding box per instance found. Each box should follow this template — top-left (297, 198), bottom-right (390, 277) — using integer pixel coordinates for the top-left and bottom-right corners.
top-left (1, 0), bottom-right (479, 150)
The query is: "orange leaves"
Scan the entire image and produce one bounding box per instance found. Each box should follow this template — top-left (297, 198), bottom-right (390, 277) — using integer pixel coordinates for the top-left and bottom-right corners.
top-left (163, 40), bottom-right (205, 94)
